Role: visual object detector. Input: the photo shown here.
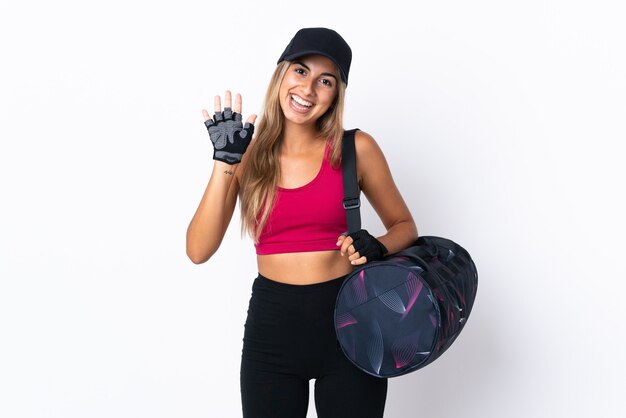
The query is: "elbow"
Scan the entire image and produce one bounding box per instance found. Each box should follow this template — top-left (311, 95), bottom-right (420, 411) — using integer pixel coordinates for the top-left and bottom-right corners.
top-left (187, 252), bottom-right (208, 265)
top-left (186, 246), bottom-right (205, 264)
top-left (412, 221), bottom-right (419, 241)
top-left (186, 226), bottom-right (221, 264)
top-left (186, 241), bottom-right (217, 265)
top-left (401, 217), bottom-right (419, 243)
top-left (187, 248), bottom-right (214, 265)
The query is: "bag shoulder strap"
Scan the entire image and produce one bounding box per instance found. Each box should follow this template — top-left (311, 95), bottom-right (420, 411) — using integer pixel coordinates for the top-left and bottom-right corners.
top-left (341, 128), bottom-right (362, 233)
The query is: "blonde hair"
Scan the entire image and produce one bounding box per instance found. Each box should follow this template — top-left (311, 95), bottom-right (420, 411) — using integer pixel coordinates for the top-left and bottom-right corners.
top-left (239, 59), bottom-right (347, 243)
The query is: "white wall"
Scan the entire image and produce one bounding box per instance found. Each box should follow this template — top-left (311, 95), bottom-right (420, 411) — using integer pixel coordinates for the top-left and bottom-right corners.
top-left (1, 1), bottom-right (624, 417)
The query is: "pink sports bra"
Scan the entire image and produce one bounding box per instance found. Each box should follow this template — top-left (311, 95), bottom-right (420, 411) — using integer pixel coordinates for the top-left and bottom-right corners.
top-left (254, 140), bottom-right (347, 255)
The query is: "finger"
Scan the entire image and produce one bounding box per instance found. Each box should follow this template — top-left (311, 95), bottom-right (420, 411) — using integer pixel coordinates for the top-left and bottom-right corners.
top-left (234, 93), bottom-right (242, 114)
top-left (240, 122), bottom-right (254, 139)
top-left (202, 109), bottom-right (211, 122)
top-left (336, 235), bottom-right (346, 246)
top-left (348, 250), bottom-right (360, 260)
top-left (340, 237), bottom-right (353, 256)
top-left (351, 256), bottom-right (367, 265)
top-left (214, 95), bottom-right (221, 113)
top-left (340, 240), bottom-right (350, 255)
top-left (347, 245), bottom-right (357, 256)
top-left (246, 114), bottom-right (258, 125)
top-left (224, 90), bottom-right (232, 109)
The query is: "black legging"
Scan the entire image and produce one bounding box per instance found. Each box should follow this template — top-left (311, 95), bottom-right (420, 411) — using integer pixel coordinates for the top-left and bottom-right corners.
top-left (240, 273), bottom-right (388, 418)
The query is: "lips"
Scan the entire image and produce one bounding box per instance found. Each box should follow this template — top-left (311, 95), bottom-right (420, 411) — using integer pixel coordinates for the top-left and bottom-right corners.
top-left (289, 94), bottom-right (314, 113)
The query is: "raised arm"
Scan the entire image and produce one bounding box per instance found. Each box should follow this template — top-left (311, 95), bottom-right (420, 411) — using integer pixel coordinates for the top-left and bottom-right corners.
top-left (186, 91), bottom-right (256, 264)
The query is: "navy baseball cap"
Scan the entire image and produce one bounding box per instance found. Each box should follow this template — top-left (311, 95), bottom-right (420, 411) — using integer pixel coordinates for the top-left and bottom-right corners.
top-left (277, 27), bottom-right (352, 85)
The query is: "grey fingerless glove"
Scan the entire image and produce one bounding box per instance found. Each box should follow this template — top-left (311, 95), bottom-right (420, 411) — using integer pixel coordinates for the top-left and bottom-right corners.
top-left (204, 107), bottom-right (254, 165)
top-left (347, 229), bottom-right (389, 263)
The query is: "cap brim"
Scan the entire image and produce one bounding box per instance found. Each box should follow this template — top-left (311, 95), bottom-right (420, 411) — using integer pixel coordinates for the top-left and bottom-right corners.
top-left (279, 50), bottom-right (348, 84)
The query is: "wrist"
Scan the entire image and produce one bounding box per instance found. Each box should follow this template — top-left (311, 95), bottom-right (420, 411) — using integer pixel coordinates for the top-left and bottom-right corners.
top-left (212, 160), bottom-right (238, 176)
top-left (377, 239), bottom-right (389, 257)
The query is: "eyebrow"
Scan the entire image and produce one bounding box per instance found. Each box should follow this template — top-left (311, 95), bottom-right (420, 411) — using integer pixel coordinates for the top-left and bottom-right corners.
top-left (294, 61), bottom-right (338, 81)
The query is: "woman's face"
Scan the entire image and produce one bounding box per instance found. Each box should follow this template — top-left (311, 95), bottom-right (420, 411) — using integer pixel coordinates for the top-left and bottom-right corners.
top-left (278, 54), bottom-right (340, 128)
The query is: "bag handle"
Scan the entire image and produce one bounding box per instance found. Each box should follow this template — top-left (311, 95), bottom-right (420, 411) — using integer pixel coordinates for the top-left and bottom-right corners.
top-left (341, 128), bottom-right (362, 234)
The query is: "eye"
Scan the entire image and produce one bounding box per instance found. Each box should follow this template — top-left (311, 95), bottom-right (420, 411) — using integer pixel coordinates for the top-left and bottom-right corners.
top-left (295, 67), bottom-right (306, 75)
top-left (321, 78), bottom-right (333, 87)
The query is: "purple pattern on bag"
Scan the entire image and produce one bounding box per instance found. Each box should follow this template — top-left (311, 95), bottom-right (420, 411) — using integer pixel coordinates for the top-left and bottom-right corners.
top-left (391, 330), bottom-right (423, 368)
top-left (378, 289), bottom-right (406, 314)
top-left (334, 236), bottom-right (478, 378)
top-left (346, 270), bottom-right (368, 308)
top-left (401, 272), bottom-right (423, 320)
top-left (366, 320), bottom-right (384, 374)
top-left (336, 312), bottom-right (358, 329)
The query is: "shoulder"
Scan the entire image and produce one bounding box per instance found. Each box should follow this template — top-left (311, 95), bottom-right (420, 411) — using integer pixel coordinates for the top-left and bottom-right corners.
top-left (354, 129), bottom-right (386, 165)
top-left (354, 129), bottom-right (377, 148)
top-left (353, 130), bottom-right (390, 188)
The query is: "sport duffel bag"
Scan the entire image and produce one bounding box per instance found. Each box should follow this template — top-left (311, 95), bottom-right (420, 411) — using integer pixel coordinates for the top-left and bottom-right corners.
top-left (334, 235), bottom-right (478, 378)
top-left (334, 129), bottom-right (479, 378)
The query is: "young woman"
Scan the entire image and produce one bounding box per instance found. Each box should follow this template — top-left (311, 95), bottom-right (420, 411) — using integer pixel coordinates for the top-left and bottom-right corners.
top-left (187, 27), bottom-right (418, 418)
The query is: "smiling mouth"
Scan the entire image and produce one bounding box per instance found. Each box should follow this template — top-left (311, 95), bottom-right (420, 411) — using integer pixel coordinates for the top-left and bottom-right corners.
top-left (290, 94), bottom-right (314, 111)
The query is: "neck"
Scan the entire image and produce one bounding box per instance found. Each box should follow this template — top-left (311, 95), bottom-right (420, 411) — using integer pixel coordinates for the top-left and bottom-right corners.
top-left (280, 122), bottom-right (324, 154)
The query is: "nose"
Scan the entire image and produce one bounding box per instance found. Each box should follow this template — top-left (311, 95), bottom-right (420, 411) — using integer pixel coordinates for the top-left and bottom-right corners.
top-left (300, 77), bottom-right (316, 97)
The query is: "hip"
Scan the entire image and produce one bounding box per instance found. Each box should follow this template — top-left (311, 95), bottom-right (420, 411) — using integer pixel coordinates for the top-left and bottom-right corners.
top-left (242, 273), bottom-right (349, 366)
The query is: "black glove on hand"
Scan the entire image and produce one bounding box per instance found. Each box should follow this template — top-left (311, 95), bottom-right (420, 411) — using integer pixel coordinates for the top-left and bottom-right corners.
top-left (204, 107), bottom-right (254, 165)
top-left (347, 229), bottom-right (389, 263)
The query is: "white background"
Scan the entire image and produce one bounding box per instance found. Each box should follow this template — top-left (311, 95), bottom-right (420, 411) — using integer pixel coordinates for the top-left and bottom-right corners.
top-left (1, 0), bottom-right (624, 417)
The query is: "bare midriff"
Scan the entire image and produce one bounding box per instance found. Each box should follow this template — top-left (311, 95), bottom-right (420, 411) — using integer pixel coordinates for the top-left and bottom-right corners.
top-left (257, 250), bottom-right (355, 284)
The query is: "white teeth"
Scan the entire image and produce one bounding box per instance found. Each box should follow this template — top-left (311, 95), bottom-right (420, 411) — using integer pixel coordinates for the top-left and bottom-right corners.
top-left (291, 94), bottom-right (313, 107)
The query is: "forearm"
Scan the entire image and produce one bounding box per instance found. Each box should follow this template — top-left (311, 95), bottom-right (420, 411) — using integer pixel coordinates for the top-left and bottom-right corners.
top-left (376, 218), bottom-right (418, 256)
top-left (186, 161), bottom-right (239, 264)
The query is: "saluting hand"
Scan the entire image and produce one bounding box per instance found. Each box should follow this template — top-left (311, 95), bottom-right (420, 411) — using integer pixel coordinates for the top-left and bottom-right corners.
top-left (202, 90), bottom-right (257, 165)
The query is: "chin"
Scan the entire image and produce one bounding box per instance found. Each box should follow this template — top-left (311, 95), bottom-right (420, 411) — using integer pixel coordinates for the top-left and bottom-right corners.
top-left (281, 106), bottom-right (313, 126)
